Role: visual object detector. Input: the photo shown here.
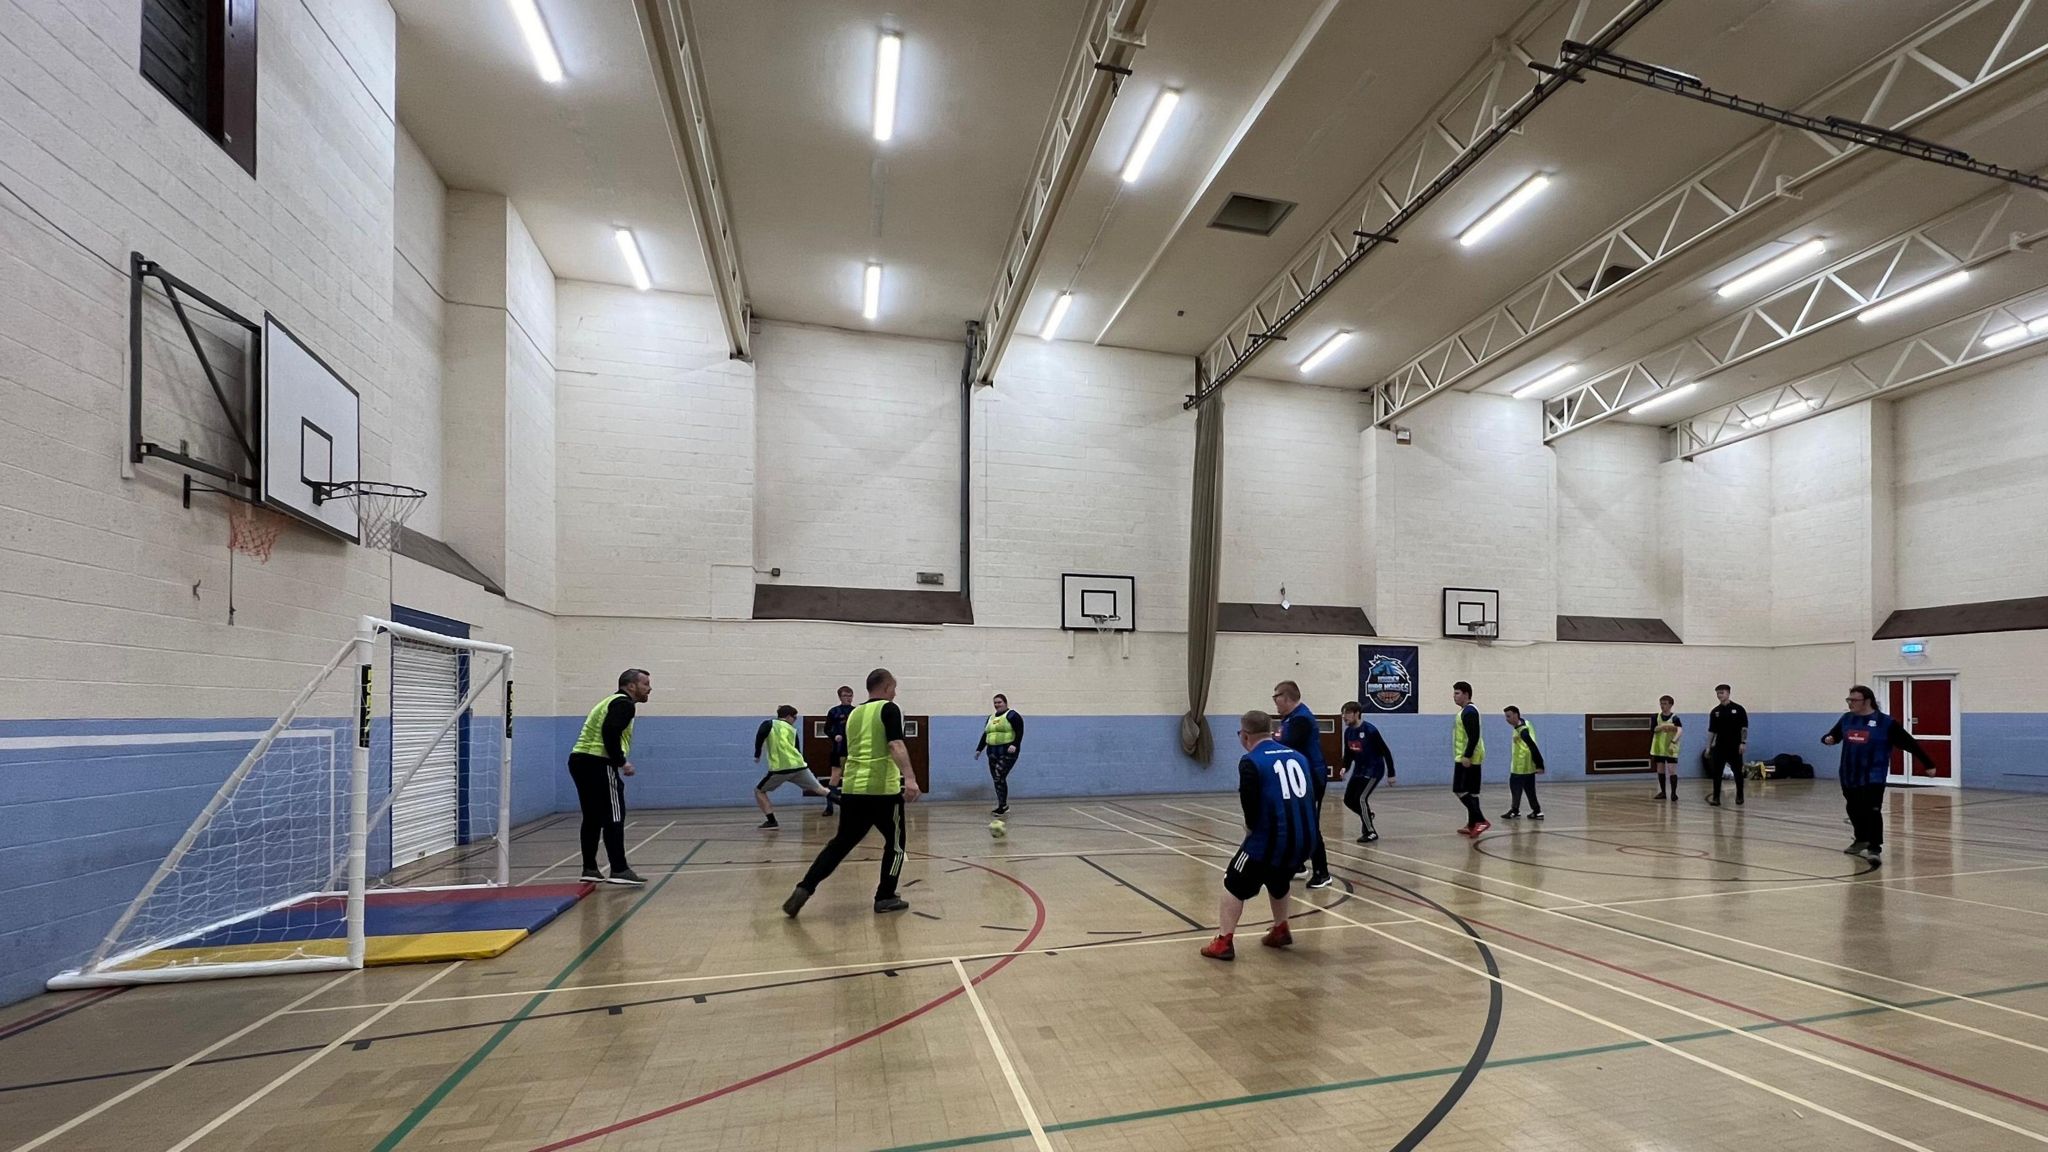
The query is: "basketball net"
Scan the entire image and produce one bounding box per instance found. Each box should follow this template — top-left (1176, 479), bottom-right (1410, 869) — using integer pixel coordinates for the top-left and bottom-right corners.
top-left (315, 481), bottom-right (427, 552)
top-left (226, 500), bottom-right (289, 563)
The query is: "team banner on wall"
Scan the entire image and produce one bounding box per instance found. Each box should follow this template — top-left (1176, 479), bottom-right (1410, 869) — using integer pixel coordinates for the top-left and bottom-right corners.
top-left (1358, 645), bottom-right (1420, 714)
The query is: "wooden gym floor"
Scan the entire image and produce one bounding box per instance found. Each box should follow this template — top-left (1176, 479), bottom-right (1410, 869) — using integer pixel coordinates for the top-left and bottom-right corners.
top-left (5, 781), bottom-right (2048, 1151)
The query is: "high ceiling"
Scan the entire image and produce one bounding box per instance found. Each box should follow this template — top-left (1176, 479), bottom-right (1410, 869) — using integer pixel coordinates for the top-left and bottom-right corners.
top-left (393, 0), bottom-right (2048, 436)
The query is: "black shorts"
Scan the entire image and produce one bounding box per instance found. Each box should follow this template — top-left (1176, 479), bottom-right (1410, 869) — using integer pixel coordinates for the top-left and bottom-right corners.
top-left (1650, 756), bottom-right (1677, 766)
top-left (1453, 763), bottom-right (1483, 794)
top-left (1224, 848), bottom-right (1291, 900)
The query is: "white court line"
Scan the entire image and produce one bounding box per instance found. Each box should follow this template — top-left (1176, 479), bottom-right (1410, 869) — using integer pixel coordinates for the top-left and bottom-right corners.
top-left (521, 819), bottom-right (671, 888)
top-left (1170, 801), bottom-right (2048, 1048)
top-left (0, 730), bottom-right (332, 750)
top-left (284, 919), bottom-right (1409, 1015)
top-left (7, 970), bottom-right (359, 1152)
top-left (951, 958), bottom-right (1054, 1152)
top-left (163, 962), bottom-right (463, 1152)
top-left (1078, 807), bottom-right (1993, 1152)
top-left (1589, 860), bottom-right (2048, 908)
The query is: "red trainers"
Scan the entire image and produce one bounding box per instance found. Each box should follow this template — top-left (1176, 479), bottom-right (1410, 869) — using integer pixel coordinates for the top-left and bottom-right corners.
top-left (1261, 923), bottom-right (1293, 949)
top-left (1456, 824), bottom-right (1476, 836)
top-left (1200, 933), bottom-right (1236, 961)
top-left (1471, 820), bottom-right (1492, 836)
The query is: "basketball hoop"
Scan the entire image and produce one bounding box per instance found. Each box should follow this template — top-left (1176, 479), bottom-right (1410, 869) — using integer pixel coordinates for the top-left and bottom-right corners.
top-left (226, 499), bottom-right (289, 563)
top-left (1465, 621), bottom-right (1499, 646)
top-left (1085, 612), bottom-right (1121, 636)
top-left (311, 480), bottom-right (426, 551)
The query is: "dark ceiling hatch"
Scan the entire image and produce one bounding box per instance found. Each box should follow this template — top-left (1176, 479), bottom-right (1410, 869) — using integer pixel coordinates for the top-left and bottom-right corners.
top-left (1209, 193), bottom-right (1297, 236)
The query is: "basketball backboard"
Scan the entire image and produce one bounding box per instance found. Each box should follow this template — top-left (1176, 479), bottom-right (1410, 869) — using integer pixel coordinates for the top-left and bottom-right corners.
top-left (1441, 587), bottom-right (1501, 639)
top-left (262, 316), bottom-right (361, 542)
top-left (1061, 573), bottom-right (1136, 631)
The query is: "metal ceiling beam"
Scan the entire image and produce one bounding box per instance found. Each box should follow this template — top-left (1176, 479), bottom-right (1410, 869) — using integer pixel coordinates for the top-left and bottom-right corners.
top-left (1540, 182), bottom-right (2048, 441)
top-left (1375, 0), bottom-right (2048, 425)
top-left (1568, 43), bottom-right (2048, 193)
top-left (971, 0), bottom-right (1153, 387)
top-left (636, 0), bottom-right (753, 360)
top-left (1185, 0), bottom-right (1671, 410)
top-left (1674, 282), bottom-right (2048, 457)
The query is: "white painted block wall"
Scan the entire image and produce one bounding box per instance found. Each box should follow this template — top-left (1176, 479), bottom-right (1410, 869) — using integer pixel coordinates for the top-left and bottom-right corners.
top-left (1220, 381), bottom-right (1366, 608)
top-left (753, 322), bottom-right (960, 591)
top-left (389, 128), bottom-right (445, 535)
top-left (1770, 406), bottom-right (1877, 645)
top-left (1552, 422), bottom-right (1666, 620)
top-left (554, 281), bottom-right (754, 618)
top-left (1892, 357), bottom-right (2048, 607)
top-left (1371, 393), bottom-right (1555, 640)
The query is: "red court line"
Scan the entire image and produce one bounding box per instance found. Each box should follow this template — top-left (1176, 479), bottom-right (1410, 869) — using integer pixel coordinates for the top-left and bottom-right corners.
top-left (1130, 805), bottom-right (2048, 1118)
top-left (0, 987), bottom-right (124, 1042)
top-left (526, 855), bottom-right (1049, 1151)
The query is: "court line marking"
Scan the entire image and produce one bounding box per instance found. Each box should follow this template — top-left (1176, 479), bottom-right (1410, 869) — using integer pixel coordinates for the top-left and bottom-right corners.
top-left (1172, 801), bottom-right (2048, 1046)
top-left (950, 958), bottom-right (1053, 1152)
top-left (370, 838), bottom-right (710, 1152)
top-left (6, 970), bottom-right (359, 1152)
top-left (865, 976), bottom-right (2048, 1152)
top-left (165, 962), bottom-right (463, 1152)
top-left (1591, 860), bottom-right (2048, 907)
top-left (14, 821), bottom-right (681, 1149)
top-left (1085, 806), bottom-right (2035, 1151)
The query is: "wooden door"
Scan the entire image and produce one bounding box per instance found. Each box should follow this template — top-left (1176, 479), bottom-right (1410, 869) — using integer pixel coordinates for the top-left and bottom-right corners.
top-left (1889, 678), bottom-right (1956, 783)
top-left (902, 715), bottom-right (931, 792)
top-left (1584, 714), bottom-right (1655, 773)
top-left (1317, 715), bottom-right (1342, 779)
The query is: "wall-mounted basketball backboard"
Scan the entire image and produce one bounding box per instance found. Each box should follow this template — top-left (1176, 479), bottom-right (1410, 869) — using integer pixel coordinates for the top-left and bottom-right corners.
top-left (1442, 587), bottom-right (1500, 639)
top-left (1062, 573), bottom-right (1136, 631)
top-left (126, 253), bottom-right (261, 492)
top-left (262, 316), bottom-right (360, 542)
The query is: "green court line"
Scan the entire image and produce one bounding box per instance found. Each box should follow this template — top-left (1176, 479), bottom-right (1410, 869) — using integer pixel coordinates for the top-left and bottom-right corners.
top-left (372, 839), bottom-right (707, 1152)
top-left (870, 977), bottom-right (2048, 1152)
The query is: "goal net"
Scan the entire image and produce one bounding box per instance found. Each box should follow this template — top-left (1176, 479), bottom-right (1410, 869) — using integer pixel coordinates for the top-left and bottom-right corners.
top-left (48, 617), bottom-right (514, 988)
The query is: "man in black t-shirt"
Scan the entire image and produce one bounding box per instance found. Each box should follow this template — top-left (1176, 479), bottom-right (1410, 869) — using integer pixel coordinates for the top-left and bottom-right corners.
top-left (1705, 683), bottom-right (1749, 806)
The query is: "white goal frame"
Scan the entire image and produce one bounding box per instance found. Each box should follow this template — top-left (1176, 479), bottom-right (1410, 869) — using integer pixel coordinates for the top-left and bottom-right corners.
top-left (48, 615), bottom-right (515, 988)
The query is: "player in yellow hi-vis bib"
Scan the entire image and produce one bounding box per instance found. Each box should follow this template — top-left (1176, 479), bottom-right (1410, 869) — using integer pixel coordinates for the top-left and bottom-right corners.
top-left (783, 668), bottom-right (923, 917)
top-left (566, 668), bottom-right (652, 886)
top-left (753, 705), bottom-right (833, 829)
top-left (1650, 694), bottom-right (1683, 801)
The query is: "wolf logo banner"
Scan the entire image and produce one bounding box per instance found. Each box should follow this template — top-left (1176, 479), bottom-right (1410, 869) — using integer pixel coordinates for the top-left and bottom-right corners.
top-left (1358, 646), bottom-right (1419, 713)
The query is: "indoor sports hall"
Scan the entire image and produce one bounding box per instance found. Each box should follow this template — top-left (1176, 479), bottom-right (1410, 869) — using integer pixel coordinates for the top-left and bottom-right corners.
top-left (4, 1), bottom-right (2048, 1150)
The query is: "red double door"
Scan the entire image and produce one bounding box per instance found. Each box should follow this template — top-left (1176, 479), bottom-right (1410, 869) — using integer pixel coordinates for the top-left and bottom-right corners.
top-left (1886, 677), bottom-right (1956, 783)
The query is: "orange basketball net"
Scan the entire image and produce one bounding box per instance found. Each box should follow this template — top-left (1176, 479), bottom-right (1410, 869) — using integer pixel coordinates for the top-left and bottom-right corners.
top-left (226, 500), bottom-right (289, 563)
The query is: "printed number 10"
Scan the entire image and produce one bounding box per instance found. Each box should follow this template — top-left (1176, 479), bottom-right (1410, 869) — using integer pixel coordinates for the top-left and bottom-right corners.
top-left (1271, 758), bottom-right (1309, 799)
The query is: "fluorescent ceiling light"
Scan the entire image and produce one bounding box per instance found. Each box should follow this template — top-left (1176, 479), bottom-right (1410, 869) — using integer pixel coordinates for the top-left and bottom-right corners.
top-left (1717, 239), bottom-right (1826, 298)
top-left (862, 263), bottom-right (882, 320)
top-left (1741, 397), bottom-right (1822, 430)
top-left (1512, 364), bottom-right (1577, 399)
top-left (1458, 174), bottom-right (1550, 247)
top-left (614, 228), bottom-right (651, 291)
top-left (1039, 292), bottom-right (1073, 341)
top-left (2034, 318), bottom-right (2048, 335)
top-left (506, 0), bottom-right (563, 84)
top-left (1626, 382), bottom-right (1696, 416)
top-left (873, 32), bottom-right (902, 142)
top-left (1859, 269), bottom-right (1970, 324)
top-left (1298, 330), bottom-right (1353, 375)
top-left (1121, 89), bottom-right (1180, 183)
top-left (1983, 323), bottom-right (2030, 349)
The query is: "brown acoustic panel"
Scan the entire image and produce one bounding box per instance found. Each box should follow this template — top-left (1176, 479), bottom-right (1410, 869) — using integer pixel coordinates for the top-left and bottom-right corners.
top-left (1556, 616), bottom-right (1681, 644)
top-left (1585, 713), bottom-right (1656, 774)
top-left (1875, 596), bottom-right (2048, 639)
top-left (1218, 603), bottom-right (1375, 636)
top-left (753, 584), bottom-right (974, 626)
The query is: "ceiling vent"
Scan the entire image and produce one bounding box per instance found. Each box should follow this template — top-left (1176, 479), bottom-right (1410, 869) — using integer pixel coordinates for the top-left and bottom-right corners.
top-left (1209, 193), bottom-right (1297, 236)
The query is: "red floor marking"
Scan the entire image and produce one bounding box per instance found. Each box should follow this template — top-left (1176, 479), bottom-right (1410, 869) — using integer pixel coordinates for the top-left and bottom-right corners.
top-left (1132, 804), bottom-right (2048, 1117)
top-left (0, 987), bottom-right (124, 1042)
top-left (526, 854), bottom-right (1049, 1151)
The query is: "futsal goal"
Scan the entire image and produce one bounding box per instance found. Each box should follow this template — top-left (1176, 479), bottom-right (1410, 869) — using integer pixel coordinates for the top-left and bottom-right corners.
top-left (48, 617), bottom-right (514, 988)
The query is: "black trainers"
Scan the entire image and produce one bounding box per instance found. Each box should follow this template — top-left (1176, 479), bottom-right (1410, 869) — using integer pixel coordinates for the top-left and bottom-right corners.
top-left (874, 896), bottom-right (909, 913)
top-left (1843, 840), bottom-right (1868, 855)
top-left (1354, 833), bottom-right (1371, 844)
top-left (1501, 810), bottom-right (1520, 820)
top-left (1529, 811), bottom-right (1545, 821)
top-left (1306, 873), bottom-right (1334, 890)
top-left (992, 804), bottom-right (1010, 816)
top-left (606, 868), bottom-right (647, 886)
top-left (578, 868), bottom-right (605, 884)
top-left (1861, 847), bottom-right (1882, 864)
top-left (1363, 830), bottom-right (1379, 842)
top-left (759, 816), bottom-right (778, 829)
top-left (782, 885), bottom-right (812, 917)
top-left (1707, 796), bottom-right (1721, 807)
top-left (1653, 789), bottom-right (1666, 800)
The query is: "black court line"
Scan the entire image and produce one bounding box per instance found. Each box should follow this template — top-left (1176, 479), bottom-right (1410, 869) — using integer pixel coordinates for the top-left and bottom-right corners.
top-left (1109, 802), bottom-right (1503, 1152)
top-left (979, 925), bottom-right (1030, 933)
top-left (0, 988), bottom-right (125, 1044)
top-left (0, 920), bottom-right (1230, 1097)
top-left (1076, 854), bottom-right (1205, 929)
top-left (911, 911), bottom-right (942, 921)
